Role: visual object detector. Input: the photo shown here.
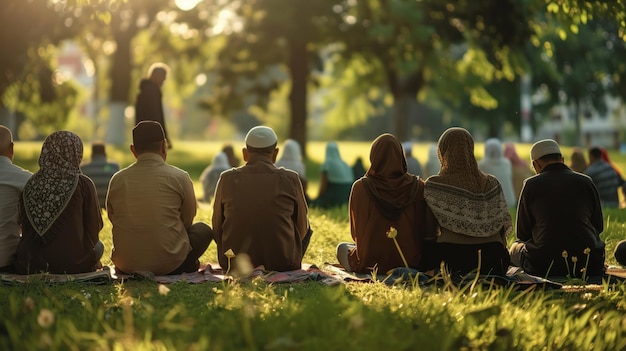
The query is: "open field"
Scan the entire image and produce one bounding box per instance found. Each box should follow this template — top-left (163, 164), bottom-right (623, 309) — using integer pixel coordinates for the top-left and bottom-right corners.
top-left (3, 140), bottom-right (626, 350)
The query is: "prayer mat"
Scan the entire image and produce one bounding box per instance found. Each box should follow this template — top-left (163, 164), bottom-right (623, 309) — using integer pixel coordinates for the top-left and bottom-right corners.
top-left (321, 263), bottom-right (565, 290)
top-left (112, 263), bottom-right (344, 286)
top-left (0, 267), bottom-right (113, 285)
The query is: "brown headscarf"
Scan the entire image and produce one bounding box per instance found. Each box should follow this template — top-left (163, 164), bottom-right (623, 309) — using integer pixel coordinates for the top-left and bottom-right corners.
top-left (361, 134), bottom-right (421, 221)
top-left (23, 131), bottom-right (83, 237)
top-left (424, 128), bottom-right (512, 238)
top-left (431, 127), bottom-right (489, 192)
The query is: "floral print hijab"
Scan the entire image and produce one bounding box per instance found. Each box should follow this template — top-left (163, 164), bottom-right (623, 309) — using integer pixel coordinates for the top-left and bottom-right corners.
top-left (23, 131), bottom-right (83, 236)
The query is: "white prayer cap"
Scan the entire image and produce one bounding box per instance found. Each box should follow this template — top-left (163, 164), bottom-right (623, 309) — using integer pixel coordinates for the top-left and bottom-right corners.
top-left (245, 126), bottom-right (277, 148)
top-left (530, 139), bottom-right (561, 161)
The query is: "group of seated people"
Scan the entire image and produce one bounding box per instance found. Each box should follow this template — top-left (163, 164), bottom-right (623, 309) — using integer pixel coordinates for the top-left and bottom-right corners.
top-left (0, 122), bottom-right (622, 280)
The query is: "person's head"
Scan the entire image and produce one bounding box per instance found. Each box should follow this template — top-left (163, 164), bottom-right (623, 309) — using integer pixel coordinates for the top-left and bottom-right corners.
top-left (91, 141), bottom-right (107, 159)
top-left (0, 125), bottom-right (14, 160)
top-left (433, 127), bottom-right (486, 193)
top-left (39, 131), bottom-right (83, 172)
top-left (437, 127), bottom-right (478, 174)
top-left (147, 63), bottom-right (169, 87)
top-left (212, 152), bottom-right (230, 169)
top-left (325, 141), bottom-right (342, 161)
top-left (503, 142), bottom-right (528, 167)
top-left (279, 139), bottom-right (302, 162)
top-left (530, 139), bottom-right (563, 174)
top-left (483, 138), bottom-right (503, 161)
top-left (243, 126), bottom-right (278, 162)
top-left (569, 147), bottom-right (588, 172)
top-left (131, 121), bottom-right (167, 160)
top-left (369, 134), bottom-right (407, 178)
top-left (588, 146), bottom-right (603, 163)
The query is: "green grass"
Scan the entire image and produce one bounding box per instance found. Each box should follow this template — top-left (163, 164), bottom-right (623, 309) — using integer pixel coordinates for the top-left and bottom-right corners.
top-left (4, 141), bottom-right (626, 350)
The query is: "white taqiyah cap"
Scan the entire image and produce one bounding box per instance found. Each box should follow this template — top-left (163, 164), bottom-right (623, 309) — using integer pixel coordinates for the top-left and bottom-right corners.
top-left (530, 139), bottom-right (561, 161)
top-left (245, 126), bottom-right (277, 148)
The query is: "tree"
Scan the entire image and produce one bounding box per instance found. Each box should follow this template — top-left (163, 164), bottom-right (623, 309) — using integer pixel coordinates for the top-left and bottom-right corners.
top-left (0, 0), bottom-right (83, 135)
top-left (206, 0), bottom-right (342, 156)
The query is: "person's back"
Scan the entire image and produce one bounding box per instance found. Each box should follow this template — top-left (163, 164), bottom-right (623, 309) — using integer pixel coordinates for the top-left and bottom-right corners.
top-left (584, 147), bottom-right (620, 208)
top-left (478, 138), bottom-right (517, 207)
top-left (513, 140), bottom-right (605, 277)
top-left (213, 126), bottom-right (311, 272)
top-left (81, 142), bottom-right (120, 209)
top-left (312, 142), bottom-right (353, 209)
top-left (337, 134), bottom-right (435, 273)
top-left (402, 142), bottom-right (423, 176)
top-left (108, 121), bottom-right (211, 275)
top-left (0, 126), bottom-right (32, 272)
top-left (503, 142), bottom-right (533, 199)
top-left (200, 152), bottom-right (230, 202)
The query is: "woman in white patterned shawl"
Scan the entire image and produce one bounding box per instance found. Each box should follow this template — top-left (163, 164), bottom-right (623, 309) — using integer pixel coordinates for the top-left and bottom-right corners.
top-left (423, 127), bottom-right (512, 276)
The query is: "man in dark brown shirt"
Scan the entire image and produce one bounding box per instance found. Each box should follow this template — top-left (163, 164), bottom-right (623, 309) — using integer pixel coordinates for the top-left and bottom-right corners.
top-left (212, 126), bottom-right (312, 272)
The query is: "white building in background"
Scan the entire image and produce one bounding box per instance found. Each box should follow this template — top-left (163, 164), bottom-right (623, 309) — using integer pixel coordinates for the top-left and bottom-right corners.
top-left (534, 95), bottom-right (626, 149)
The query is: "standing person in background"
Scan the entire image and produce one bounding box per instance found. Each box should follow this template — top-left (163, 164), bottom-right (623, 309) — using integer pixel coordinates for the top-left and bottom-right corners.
top-left (424, 143), bottom-right (441, 178)
top-left (222, 144), bottom-right (241, 168)
top-left (336, 134), bottom-right (436, 273)
top-left (510, 139), bottom-right (605, 278)
top-left (135, 63), bottom-right (172, 148)
top-left (423, 128), bottom-right (512, 276)
top-left (403, 141), bottom-right (424, 176)
top-left (81, 142), bottom-right (120, 209)
top-left (569, 147), bottom-right (588, 173)
top-left (311, 142), bottom-right (354, 209)
top-left (15, 131), bottom-right (104, 274)
top-left (584, 146), bottom-right (621, 208)
top-left (0, 126), bottom-right (32, 273)
top-left (276, 139), bottom-right (309, 202)
top-left (199, 152), bottom-right (231, 203)
top-left (478, 138), bottom-right (517, 208)
top-left (503, 142), bottom-right (534, 200)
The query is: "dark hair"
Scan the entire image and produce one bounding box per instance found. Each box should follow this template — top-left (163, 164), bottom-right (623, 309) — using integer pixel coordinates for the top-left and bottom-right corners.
top-left (246, 143), bottom-right (277, 154)
top-left (91, 142), bottom-right (106, 156)
top-left (134, 140), bottom-right (164, 154)
top-left (538, 153), bottom-right (562, 162)
top-left (588, 147), bottom-right (603, 159)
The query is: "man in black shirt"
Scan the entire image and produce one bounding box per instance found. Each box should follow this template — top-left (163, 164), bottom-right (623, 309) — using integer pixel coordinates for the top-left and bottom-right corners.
top-left (510, 139), bottom-right (605, 278)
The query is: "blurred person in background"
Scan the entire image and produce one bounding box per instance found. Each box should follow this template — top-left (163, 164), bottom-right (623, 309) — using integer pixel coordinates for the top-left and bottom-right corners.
top-left (503, 142), bottom-right (534, 200)
top-left (478, 138), bottom-right (517, 208)
top-left (311, 142), bottom-right (354, 209)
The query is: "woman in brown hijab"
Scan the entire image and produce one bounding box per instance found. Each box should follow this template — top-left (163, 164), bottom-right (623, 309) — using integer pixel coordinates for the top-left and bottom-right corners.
top-left (423, 127), bottom-right (512, 276)
top-left (336, 134), bottom-right (436, 273)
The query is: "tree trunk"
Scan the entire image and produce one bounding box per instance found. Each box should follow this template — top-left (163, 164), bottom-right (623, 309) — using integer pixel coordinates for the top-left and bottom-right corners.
top-left (573, 97), bottom-right (582, 146)
top-left (106, 16), bottom-right (135, 145)
top-left (287, 35), bottom-right (308, 158)
top-left (391, 71), bottom-right (423, 141)
top-left (0, 102), bottom-right (16, 136)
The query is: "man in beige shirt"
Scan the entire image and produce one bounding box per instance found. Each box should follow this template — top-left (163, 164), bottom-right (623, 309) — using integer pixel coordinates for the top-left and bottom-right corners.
top-left (212, 126), bottom-right (312, 272)
top-left (107, 121), bottom-right (212, 275)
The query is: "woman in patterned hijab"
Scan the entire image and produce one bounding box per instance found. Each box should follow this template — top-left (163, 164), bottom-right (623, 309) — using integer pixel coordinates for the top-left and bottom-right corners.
top-left (15, 131), bottom-right (104, 274)
top-left (423, 127), bottom-right (512, 276)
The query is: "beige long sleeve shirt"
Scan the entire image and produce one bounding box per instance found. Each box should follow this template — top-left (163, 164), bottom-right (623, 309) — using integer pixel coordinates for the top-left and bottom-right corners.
top-left (107, 153), bottom-right (195, 275)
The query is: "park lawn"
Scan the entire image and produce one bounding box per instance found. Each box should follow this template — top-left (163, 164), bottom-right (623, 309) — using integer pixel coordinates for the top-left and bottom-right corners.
top-left (3, 141), bottom-right (626, 350)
